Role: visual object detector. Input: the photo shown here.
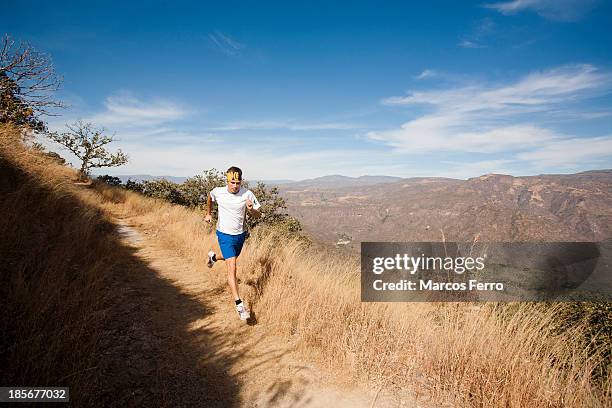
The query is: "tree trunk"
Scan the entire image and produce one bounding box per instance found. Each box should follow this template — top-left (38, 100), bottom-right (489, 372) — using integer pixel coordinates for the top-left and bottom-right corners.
top-left (79, 162), bottom-right (88, 181)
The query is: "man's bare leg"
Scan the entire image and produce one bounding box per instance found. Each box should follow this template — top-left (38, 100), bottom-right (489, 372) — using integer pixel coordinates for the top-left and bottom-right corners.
top-left (226, 256), bottom-right (250, 320)
top-left (207, 250), bottom-right (224, 268)
top-left (206, 250), bottom-right (238, 297)
top-left (225, 256), bottom-right (240, 300)
top-left (208, 251), bottom-right (249, 318)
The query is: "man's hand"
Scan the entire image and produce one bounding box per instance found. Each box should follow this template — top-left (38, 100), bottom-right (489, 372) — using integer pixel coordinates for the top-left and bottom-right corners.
top-left (245, 198), bottom-right (261, 219)
top-left (204, 214), bottom-right (212, 223)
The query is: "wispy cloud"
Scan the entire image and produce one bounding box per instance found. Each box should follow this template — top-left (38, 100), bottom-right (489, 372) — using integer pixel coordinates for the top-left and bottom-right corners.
top-left (208, 30), bottom-right (245, 57)
top-left (516, 136), bottom-right (612, 167)
top-left (370, 64), bottom-right (612, 169)
top-left (206, 120), bottom-right (364, 131)
top-left (416, 69), bottom-right (439, 80)
top-left (458, 39), bottom-right (487, 49)
top-left (415, 69), bottom-right (473, 83)
top-left (368, 121), bottom-right (557, 154)
top-left (458, 17), bottom-right (495, 48)
top-left (44, 91), bottom-right (375, 178)
top-left (103, 138), bottom-right (387, 180)
top-left (484, 0), bottom-right (599, 22)
top-left (87, 93), bottom-right (188, 127)
top-left (382, 64), bottom-right (608, 113)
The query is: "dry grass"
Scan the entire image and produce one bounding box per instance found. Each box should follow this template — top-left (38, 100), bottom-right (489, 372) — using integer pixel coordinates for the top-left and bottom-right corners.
top-left (93, 173), bottom-right (611, 407)
top-left (3, 122), bottom-right (609, 407)
top-left (1, 126), bottom-right (238, 405)
top-left (0, 125), bottom-right (127, 404)
top-left (239, 230), bottom-right (611, 407)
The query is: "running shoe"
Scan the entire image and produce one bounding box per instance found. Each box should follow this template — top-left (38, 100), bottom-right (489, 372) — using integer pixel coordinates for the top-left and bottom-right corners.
top-left (235, 301), bottom-right (250, 320)
top-left (207, 250), bottom-right (217, 268)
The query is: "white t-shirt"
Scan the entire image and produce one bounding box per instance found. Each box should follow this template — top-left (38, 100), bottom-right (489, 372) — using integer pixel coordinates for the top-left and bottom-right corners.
top-left (210, 186), bottom-right (261, 235)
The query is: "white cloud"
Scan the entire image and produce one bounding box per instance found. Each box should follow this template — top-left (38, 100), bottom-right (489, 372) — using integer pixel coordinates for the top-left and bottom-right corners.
top-left (383, 64), bottom-right (607, 112)
top-left (414, 69), bottom-right (473, 84)
top-left (43, 90), bottom-right (376, 179)
top-left (416, 69), bottom-right (438, 80)
top-left (484, 0), bottom-right (599, 22)
top-left (87, 93), bottom-right (188, 128)
top-left (369, 120), bottom-right (557, 154)
top-left (516, 136), bottom-right (612, 167)
top-left (99, 137), bottom-right (386, 180)
top-left (206, 120), bottom-right (363, 131)
top-left (370, 64), bottom-right (612, 170)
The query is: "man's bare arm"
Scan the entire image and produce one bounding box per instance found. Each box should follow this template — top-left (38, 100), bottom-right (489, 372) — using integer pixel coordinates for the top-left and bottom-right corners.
top-left (205, 193), bottom-right (213, 223)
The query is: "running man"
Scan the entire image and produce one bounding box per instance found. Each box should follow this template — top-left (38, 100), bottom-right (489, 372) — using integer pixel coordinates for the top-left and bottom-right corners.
top-left (204, 166), bottom-right (261, 320)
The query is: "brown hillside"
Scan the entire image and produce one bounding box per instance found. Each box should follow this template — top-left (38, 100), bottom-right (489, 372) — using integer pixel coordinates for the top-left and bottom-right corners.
top-left (279, 171), bottom-right (612, 249)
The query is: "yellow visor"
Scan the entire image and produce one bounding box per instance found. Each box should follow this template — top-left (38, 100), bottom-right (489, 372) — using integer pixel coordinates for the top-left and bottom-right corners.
top-left (227, 171), bottom-right (242, 182)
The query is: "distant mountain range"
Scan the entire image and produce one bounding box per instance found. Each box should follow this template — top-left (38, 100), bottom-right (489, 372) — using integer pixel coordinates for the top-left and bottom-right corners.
top-left (276, 175), bottom-right (403, 189)
top-left (111, 174), bottom-right (294, 185)
top-left (277, 169), bottom-right (612, 248)
top-left (106, 174), bottom-right (401, 187)
top-left (112, 174), bottom-right (188, 184)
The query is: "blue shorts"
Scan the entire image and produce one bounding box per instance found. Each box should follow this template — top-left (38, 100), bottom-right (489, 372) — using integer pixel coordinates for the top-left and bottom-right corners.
top-left (216, 230), bottom-right (247, 259)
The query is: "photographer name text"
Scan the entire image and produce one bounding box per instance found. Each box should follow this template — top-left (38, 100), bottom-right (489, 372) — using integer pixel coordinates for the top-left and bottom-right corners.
top-left (371, 254), bottom-right (504, 292)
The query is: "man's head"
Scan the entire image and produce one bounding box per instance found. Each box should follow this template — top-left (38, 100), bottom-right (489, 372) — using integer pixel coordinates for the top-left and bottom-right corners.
top-left (226, 166), bottom-right (242, 194)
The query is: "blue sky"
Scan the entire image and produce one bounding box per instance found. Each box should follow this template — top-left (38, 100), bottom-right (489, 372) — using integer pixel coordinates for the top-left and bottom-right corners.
top-left (3, 0), bottom-right (612, 180)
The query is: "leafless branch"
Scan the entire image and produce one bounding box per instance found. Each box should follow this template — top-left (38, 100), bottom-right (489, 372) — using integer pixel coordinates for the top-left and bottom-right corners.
top-left (0, 34), bottom-right (66, 126)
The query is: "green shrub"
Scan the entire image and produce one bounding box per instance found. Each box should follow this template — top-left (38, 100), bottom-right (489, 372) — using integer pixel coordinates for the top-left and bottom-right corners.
top-left (124, 179), bottom-right (144, 193)
top-left (140, 179), bottom-right (185, 204)
top-left (96, 175), bottom-right (122, 186)
top-left (247, 181), bottom-right (302, 235)
top-left (122, 170), bottom-right (303, 239)
top-left (179, 169), bottom-right (226, 209)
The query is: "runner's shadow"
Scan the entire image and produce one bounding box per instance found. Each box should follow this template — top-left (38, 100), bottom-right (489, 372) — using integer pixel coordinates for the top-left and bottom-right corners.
top-left (94, 240), bottom-right (246, 407)
top-left (0, 159), bottom-right (244, 407)
top-left (247, 311), bottom-right (258, 326)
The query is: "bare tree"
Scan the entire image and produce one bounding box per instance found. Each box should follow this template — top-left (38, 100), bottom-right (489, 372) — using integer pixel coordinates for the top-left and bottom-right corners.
top-left (0, 34), bottom-right (65, 131)
top-left (48, 121), bottom-right (128, 180)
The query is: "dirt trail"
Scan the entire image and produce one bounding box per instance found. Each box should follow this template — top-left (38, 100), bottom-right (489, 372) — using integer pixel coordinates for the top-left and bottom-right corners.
top-left (103, 214), bottom-right (415, 407)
